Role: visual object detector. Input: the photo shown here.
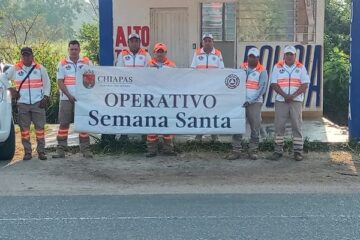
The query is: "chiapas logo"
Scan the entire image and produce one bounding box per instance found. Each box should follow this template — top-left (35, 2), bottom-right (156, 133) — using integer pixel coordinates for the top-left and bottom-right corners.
top-left (83, 70), bottom-right (96, 89)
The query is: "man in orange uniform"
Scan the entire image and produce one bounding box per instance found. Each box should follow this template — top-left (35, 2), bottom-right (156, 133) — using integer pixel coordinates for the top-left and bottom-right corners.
top-left (146, 43), bottom-right (176, 157)
top-left (191, 33), bottom-right (224, 141)
top-left (225, 48), bottom-right (268, 160)
top-left (53, 40), bottom-right (93, 159)
top-left (270, 45), bottom-right (310, 161)
top-left (1, 47), bottom-right (51, 160)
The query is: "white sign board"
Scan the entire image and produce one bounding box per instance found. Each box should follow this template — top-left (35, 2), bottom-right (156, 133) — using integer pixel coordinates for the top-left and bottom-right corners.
top-left (75, 67), bottom-right (246, 134)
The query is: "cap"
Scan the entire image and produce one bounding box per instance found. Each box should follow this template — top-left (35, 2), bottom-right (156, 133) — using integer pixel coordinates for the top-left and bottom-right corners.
top-left (247, 47), bottom-right (260, 57)
top-left (284, 45), bottom-right (296, 54)
top-left (128, 33), bottom-right (140, 40)
top-left (202, 33), bottom-right (214, 40)
top-left (153, 43), bottom-right (168, 52)
top-left (21, 47), bottom-right (33, 55)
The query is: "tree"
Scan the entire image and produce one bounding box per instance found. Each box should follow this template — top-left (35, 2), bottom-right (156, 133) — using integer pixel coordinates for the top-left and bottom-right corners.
top-left (324, 0), bottom-right (351, 60)
top-left (77, 23), bottom-right (99, 64)
top-left (323, 0), bottom-right (351, 125)
top-left (0, 0), bottom-right (81, 44)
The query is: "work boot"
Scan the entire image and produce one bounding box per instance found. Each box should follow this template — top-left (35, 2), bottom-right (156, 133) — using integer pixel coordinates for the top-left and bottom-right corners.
top-left (269, 152), bottom-right (283, 161)
top-left (224, 150), bottom-right (241, 160)
top-left (163, 140), bottom-right (177, 156)
top-left (146, 141), bottom-right (158, 158)
top-left (38, 152), bottom-right (47, 160)
top-left (52, 146), bottom-right (65, 158)
top-left (23, 153), bottom-right (32, 161)
top-left (294, 152), bottom-right (304, 161)
top-left (81, 147), bottom-right (93, 158)
top-left (211, 135), bottom-right (219, 141)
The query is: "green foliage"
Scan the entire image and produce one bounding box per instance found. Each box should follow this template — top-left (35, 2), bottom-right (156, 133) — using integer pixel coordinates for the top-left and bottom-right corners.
top-left (30, 42), bottom-right (67, 123)
top-left (77, 23), bottom-right (99, 64)
top-left (0, 0), bottom-right (80, 43)
top-left (324, 0), bottom-right (351, 60)
top-left (323, 47), bottom-right (350, 125)
top-left (3, 42), bottom-right (67, 123)
top-left (92, 138), bottom-right (360, 155)
top-left (323, 0), bottom-right (351, 126)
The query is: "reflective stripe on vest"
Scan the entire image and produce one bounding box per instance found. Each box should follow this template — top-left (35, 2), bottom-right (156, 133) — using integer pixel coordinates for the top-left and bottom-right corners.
top-left (59, 57), bottom-right (90, 100)
top-left (241, 62), bottom-right (265, 102)
top-left (14, 62), bottom-right (43, 104)
top-left (121, 49), bottom-right (148, 67)
top-left (194, 48), bottom-right (222, 69)
top-left (275, 60), bottom-right (304, 101)
top-left (148, 58), bottom-right (176, 68)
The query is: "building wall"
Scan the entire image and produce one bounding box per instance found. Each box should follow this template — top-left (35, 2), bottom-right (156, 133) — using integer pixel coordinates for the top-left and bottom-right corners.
top-left (101, 0), bottom-right (324, 115)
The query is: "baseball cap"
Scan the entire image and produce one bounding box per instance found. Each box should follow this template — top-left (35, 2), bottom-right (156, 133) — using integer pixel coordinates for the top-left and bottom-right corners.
top-left (284, 45), bottom-right (296, 54)
top-left (128, 33), bottom-right (140, 40)
top-left (153, 43), bottom-right (168, 52)
top-left (247, 47), bottom-right (260, 57)
top-left (21, 47), bottom-right (33, 55)
top-left (202, 33), bottom-right (214, 40)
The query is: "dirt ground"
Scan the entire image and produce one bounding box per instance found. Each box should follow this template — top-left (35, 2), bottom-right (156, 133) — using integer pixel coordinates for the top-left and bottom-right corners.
top-left (2, 131), bottom-right (360, 196)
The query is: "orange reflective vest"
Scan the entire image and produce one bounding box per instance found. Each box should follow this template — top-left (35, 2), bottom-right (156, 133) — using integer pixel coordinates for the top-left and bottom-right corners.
top-left (240, 62), bottom-right (266, 103)
top-left (191, 48), bottom-right (224, 69)
top-left (116, 49), bottom-right (151, 67)
top-left (271, 60), bottom-right (310, 102)
top-left (14, 61), bottom-right (44, 104)
top-left (57, 57), bottom-right (90, 101)
top-left (147, 58), bottom-right (176, 68)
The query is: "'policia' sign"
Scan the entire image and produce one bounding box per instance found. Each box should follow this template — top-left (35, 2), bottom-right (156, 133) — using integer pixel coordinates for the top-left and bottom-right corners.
top-left (75, 67), bottom-right (246, 134)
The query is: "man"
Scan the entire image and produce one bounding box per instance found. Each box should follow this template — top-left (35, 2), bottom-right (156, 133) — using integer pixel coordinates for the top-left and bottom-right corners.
top-left (191, 33), bottom-right (224, 141)
top-left (110, 33), bottom-right (151, 141)
top-left (146, 43), bottom-right (176, 157)
top-left (53, 40), bottom-right (93, 159)
top-left (0, 47), bottom-right (51, 160)
top-left (270, 45), bottom-right (310, 161)
top-left (225, 47), bottom-right (268, 160)
top-left (116, 33), bottom-right (151, 67)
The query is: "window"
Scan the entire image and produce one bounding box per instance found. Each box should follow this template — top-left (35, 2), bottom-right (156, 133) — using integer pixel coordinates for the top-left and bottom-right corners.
top-left (237, 0), bottom-right (317, 42)
top-left (201, 2), bottom-right (236, 41)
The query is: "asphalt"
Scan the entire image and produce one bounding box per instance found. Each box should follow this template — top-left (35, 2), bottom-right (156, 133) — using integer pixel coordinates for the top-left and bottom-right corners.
top-left (0, 193), bottom-right (359, 240)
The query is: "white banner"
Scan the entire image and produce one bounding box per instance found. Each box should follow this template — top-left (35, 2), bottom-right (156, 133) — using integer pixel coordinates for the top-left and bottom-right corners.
top-left (75, 66), bottom-right (246, 134)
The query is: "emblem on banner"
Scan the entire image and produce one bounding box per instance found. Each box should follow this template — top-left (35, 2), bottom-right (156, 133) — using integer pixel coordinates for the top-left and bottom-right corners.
top-left (225, 74), bottom-right (240, 89)
top-left (83, 70), bottom-right (96, 89)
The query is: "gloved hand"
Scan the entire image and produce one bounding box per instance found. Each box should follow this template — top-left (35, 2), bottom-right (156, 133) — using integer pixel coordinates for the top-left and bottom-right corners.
top-left (39, 95), bottom-right (49, 109)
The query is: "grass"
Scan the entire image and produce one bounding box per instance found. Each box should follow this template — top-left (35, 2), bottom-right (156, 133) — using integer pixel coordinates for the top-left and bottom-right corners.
top-left (91, 136), bottom-right (360, 155)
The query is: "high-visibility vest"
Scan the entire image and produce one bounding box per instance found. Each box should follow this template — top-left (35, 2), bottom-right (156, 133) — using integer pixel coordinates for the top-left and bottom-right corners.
top-left (147, 58), bottom-right (176, 68)
top-left (272, 60), bottom-right (309, 102)
top-left (191, 48), bottom-right (224, 69)
top-left (240, 62), bottom-right (266, 103)
top-left (116, 49), bottom-right (150, 67)
top-left (57, 57), bottom-right (90, 101)
top-left (14, 61), bottom-right (44, 104)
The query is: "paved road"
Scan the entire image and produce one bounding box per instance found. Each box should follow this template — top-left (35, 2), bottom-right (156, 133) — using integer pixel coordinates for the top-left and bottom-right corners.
top-left (0, 193), bottom-right (359, 240)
